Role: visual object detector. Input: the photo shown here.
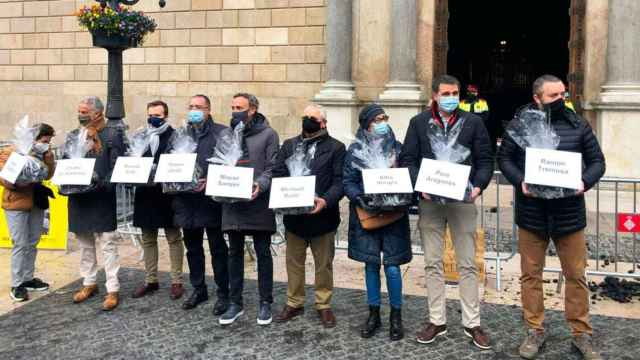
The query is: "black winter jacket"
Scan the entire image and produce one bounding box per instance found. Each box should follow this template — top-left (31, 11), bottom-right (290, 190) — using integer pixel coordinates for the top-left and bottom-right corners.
top-left (133, 126), bottom-right (176, 229)
top-left (399, 107), bottom-right (494, 192)
top-left (172, 118), bottom-right (228, 229)
top-left (498, 103), bottom-right (606, 238)
top-left (67, 124), bottom-right (126, 233)
top-left (272, 131), bottom-right (346, 238)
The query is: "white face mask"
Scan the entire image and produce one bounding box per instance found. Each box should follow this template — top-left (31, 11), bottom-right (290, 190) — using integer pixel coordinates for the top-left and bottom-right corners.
top-left (33, 142), bottom-right (50, 154)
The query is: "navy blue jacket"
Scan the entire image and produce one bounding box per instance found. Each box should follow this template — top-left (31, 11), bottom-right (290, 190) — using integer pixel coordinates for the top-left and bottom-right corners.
top-left (343, 129), bottom-right (412, 266)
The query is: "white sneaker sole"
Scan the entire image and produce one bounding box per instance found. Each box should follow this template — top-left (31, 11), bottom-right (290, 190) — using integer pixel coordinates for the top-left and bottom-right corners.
top-left (464, 329), bottom-right (492, 350)
top-left (9, 292), bottom-right (27, 302)
top-left (257, 316), bottom-right (272, 325)
top-left (416, 329), bottom-right (447, 344)
top-left (25, 286), bottom-right (49, 292)
top-left (219, 310), bottom-right (244, 325)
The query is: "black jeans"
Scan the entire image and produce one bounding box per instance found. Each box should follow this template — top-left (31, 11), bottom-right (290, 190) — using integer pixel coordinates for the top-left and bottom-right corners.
top-left (183, 227), bottom-right (229, 301)
top-left (227, 230), bottom-right (273, 307)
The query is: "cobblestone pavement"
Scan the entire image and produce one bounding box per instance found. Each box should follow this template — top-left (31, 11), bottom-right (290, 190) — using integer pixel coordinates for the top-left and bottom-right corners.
top-left (1, 268), bottom-right (638, 360)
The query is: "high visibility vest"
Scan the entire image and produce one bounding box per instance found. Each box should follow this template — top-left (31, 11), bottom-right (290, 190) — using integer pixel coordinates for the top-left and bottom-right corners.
top-left (459, 98), bottom-right (489, 113)
top-left (565, 100), bottom-right (575, 112)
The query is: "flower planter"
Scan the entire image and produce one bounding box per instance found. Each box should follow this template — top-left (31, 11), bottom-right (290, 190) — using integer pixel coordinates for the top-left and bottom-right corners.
top-left (91, 31), bottom-right (138, 50)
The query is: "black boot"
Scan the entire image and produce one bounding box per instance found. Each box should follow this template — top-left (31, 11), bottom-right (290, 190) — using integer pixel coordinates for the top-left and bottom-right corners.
top-left (360, 306), bottom-right (381, 339)
top-left (389, 307), bottom-right (404, 341)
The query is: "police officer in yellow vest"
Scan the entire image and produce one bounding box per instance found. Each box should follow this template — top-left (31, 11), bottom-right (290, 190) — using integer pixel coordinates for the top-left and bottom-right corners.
top-left (459, 84), bottom-right (490, 124)
top-left (564, 90), bottom-right (576, 112)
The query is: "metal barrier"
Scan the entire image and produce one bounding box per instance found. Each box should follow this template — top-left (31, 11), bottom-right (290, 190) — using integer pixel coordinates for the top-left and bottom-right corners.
top-left (114, 174), bottom-right (639, 291)
top-left (334, 172), bottom-right (640, 292)
top-left (544, 177), bottom-right (640, 281)
top-left (115, 185), bottom-right (286, 263)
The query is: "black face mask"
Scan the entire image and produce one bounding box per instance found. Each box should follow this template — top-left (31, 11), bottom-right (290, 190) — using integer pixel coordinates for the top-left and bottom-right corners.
top-left (302, 116), bottom-right (322, 134)
top-left (147, 116), bottom-right (165, 128)
top-left (231, 110), bottom-right (249, 129)
top-left (544, 98), bottom-right (565, 115)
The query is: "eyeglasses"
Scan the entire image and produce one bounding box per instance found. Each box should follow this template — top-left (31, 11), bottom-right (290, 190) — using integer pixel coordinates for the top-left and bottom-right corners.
top-left (188, 104), bottom-right (208, 110)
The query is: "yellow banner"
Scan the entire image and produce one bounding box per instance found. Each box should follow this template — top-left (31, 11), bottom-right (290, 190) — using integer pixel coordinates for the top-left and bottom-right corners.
top-left (0, 181), bottom-right (68, 250)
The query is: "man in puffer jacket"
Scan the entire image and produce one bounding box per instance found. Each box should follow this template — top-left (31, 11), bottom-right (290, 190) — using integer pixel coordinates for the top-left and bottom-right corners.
top-left (498, 74), bottom-right (605, 360)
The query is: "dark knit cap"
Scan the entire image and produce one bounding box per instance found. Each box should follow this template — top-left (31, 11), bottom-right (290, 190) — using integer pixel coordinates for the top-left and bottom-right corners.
top-left (358, 103), bottom-right (385, 129)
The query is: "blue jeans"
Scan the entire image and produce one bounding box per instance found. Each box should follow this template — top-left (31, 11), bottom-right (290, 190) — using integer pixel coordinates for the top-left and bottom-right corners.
top-left (365, 262), bottom-right (402, 308)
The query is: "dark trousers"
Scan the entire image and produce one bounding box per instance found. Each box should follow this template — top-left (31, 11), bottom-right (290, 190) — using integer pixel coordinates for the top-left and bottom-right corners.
top-left (183, 227), bottom-right (229, 301)
top-left (227, 230), bottom-right (273, 306)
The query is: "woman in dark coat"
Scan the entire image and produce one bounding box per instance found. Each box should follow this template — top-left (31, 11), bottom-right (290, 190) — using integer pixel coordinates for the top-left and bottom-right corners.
top-left (343, 103), bottom-right (412, 341)
top-left (131, 100), bottom-right (184, 300)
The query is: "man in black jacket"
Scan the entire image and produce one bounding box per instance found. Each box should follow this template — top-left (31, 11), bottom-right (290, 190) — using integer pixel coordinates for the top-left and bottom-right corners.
top-left (272, 104), bottom-right (346, 328)
top-left (172, 95), bottom-right (230, 315)
top-left (498, 74), bottom-right (605, 360)
top-left (399, 75), bottom-right (494, 350)
top-left (131, 100), bottom-right (184, 301)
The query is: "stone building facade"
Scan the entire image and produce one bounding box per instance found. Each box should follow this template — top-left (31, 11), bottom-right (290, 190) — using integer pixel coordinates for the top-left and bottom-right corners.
top-left (0, 0), bottom-right (638, 177)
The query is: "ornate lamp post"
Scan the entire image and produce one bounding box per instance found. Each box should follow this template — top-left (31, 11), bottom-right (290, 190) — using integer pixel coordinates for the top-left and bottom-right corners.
top-left (92, 0), bottom-right (165, 128)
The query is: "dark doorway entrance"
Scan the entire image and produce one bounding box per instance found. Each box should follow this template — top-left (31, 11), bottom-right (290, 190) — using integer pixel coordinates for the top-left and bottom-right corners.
top-left (446, 0), bottom-right (571, 141)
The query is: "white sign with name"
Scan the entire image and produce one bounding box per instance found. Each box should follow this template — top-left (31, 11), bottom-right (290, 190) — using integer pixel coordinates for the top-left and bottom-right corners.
top-left (205, 165), bottom-right (254, 199)
top-left (110, 156), bottom-right (155, 184)
top-left (269, 176), bottom-right (316, 209)
top-left (525, 148), bottom-right (582, 190)
top-left (51, 158), bottom-right (96, 185)
top-left (414, 158), bottom-right (472, 201)
top-left (362, 168), bottom-right (413, 194)
top-left (154, 153), bottom-right (197, 183)
top-left (0, 152), bottom-right (28, 184)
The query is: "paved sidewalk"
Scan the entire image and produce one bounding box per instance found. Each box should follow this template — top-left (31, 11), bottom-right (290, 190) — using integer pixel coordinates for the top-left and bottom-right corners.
top-left (1, 268), bottom-right (638, 360)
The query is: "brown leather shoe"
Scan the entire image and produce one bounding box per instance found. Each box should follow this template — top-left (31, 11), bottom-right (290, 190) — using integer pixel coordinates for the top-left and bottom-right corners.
top-left (170, 283), bottom-right (184, 300)
top-left (274, 305), bottom-right (304, 323)
top-left (464, 326), bottom-right (491, 350)
top-left (102, 292), bottom-right (119, 311)
top-left (132, 282), bottom-right (159, 299)
top-left (416, 323), bottom-right (447, 344)
top-left (318, 309), bottom-right (337, 328)
top-left (73, 285), bottom-right (98, 304)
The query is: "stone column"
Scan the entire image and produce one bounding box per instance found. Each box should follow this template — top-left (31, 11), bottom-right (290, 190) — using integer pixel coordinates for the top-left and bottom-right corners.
top-left (314, 0), bottom-right (358, 142)
top-left (594, 0), bottom-right (640, 177)
top-left (378, 0), bottom-right (425, 141)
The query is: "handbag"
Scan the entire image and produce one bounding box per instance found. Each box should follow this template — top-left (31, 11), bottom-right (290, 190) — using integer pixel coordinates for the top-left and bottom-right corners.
top-left (355, 206), bottom-right (404, 231)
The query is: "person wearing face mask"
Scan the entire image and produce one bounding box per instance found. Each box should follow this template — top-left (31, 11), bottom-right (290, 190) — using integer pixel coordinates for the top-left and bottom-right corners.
top-left (68, 96), bottom-right (127, 311)
top-left (342, 104), bottom-right (412, 341)
top-left (272, 104), bottom-right (346, 329)
top-left (563, 89), bottom-right (576, 112)
top-left (498, 75), bottom-right (605, 360)
top-left (460, 84), bottom-right (495, 150)
top-left (219, 93), bottom-right (279, 327)
top-left (0, 123), bottom-right (56, 302)
top-left (171, 95), bottom-right (230, 315)
top-left (130, 100), bottom-right (185, 301)
top-left (399, 75), bottom-right (493, 349)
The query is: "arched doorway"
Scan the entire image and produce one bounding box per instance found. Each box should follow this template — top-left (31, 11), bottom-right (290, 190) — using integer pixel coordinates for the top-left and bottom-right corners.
top-left (433, 0), bottom-right (585, 142)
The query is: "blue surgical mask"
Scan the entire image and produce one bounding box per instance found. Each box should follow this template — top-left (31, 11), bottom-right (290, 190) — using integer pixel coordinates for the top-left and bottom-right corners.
top-left (439, 96), bottom-right (460, 113)
top-left (187, 110), bottom-right (205, 124)
top-left (147, 116), bottom-right (165, 128)
top-left (373, 122), bottom-right (390, 136)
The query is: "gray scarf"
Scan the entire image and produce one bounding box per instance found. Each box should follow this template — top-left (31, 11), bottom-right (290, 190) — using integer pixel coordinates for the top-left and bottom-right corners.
top-left (146, 121), bottom-right (170, 156)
